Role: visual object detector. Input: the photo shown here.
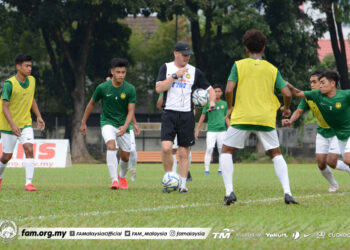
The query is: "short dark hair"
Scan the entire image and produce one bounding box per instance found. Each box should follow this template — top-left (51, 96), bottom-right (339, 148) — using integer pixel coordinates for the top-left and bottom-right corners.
top-left (15, 54), bottom-right (32, 65)
top-left (212, 84), bottom-right (223, 91)
top-left (242, 29), bottom-right (267, 53)
top-left (110, 58), bottom-right (129, 69)
top-left (310, 69), bottom-right (324, 78)
top-left (319, 70), bottom-right (339, 87)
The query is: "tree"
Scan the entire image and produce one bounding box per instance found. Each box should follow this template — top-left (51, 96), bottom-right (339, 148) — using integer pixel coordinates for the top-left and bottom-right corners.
top-left (262, 0), bottom-right (320, 90)
top-left (2, 0), bottom-right (148, 162)
top-left (310, 0), bottom-right (350, 89)
top-left (126, 18), bottom-right (191, 112)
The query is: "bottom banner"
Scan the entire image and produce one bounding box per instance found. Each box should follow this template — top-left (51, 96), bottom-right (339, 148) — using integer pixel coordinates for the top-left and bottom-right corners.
top-left (19, 228), bottom-right (211, 240)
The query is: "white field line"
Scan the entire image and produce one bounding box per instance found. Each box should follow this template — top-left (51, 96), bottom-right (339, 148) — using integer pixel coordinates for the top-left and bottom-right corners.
top-left (12, 191), bottom-right (349, 223)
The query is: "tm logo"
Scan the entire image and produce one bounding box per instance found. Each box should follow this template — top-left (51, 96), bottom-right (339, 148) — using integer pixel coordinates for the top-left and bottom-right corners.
top-left (212, 228), bottom-right (234, 239)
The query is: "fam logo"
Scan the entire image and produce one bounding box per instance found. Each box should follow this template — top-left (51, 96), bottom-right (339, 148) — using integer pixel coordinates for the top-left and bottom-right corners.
top-left (0, 220), bottom-right (18, 243)
top-left (335, 102), bottom-right (342, 109)
top-left (120, 93), bottom-right (126, 99)
top-left (212, 228), bottom-right (234, 239)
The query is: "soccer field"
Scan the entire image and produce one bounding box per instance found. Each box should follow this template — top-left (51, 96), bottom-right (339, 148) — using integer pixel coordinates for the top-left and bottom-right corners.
top-left (1, 163), bottom-right (350, 249)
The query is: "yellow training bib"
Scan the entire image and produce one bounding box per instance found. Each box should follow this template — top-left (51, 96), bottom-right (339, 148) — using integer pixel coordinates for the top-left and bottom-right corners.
top-left (230, 58), bottom-right (280, 128)
top-left (0, 76), bottom-right (35, 131)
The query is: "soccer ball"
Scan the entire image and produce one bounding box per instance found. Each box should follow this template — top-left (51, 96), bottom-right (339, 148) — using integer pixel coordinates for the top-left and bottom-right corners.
top-left (162, 172), bottom-right (181, 192)
top-left (192, 88), bottom-right (208, 107)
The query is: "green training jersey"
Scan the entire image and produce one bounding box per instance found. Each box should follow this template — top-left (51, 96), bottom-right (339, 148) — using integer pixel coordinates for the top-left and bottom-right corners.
top-left (297, 98), bottom-right (335, 138)
top-left (92, 80), bottom-right (136, 132)
top-left (304, 89), bottom-right (350, 141)
top-left (202, 100), bottom-right (227, 132)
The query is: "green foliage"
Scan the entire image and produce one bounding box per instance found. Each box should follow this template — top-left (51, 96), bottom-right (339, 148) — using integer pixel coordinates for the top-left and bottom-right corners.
top-left (126, 17), bottom-right (191, 112)
top-left (317, 53), bottom-right (336, 70)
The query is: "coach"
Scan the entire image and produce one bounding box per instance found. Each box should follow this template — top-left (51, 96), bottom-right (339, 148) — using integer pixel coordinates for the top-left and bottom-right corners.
top-left (155, 41), bottom-right (215, 193)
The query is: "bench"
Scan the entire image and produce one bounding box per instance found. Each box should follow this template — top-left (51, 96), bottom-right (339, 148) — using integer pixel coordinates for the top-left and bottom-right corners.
top-left (137, 151), bottom-right (207, 163)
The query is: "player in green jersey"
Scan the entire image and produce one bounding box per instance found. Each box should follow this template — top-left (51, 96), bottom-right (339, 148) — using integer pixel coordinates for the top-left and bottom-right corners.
top-left (81, 58), bottom-right (136, 190)
top-left (283, 70), bottom-right (350, 192)
top-left (287, 70), bottom-right (350, 172)
top-left (195, 85), bottom-right (229, 175)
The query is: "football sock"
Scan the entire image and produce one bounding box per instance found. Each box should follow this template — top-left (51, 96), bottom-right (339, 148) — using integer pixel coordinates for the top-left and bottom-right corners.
top-left (25, 158), bottom-right (34, 185)
top-left (272, 155), bottom-right (291, 195)
top-left (119, 159), bottom-right (129, 178)
top-left (129, 149), bottom-right (137, 170)
top-left (107, 150), bottom-right (118, 182)
top-left (172, 154), bottom-right (177, 172)
top-left (335, 160), bottom-right (350, 174)
top-left (320, 167), bottom-right (338, 186)
top-left (0, 161), bottom-right (7, 179)
top-left (220, 153), bottom-right (234, 196)
top-left (180, 177), bottom-right (187, 189)
top-left (218, 147), bottom-right (222, 171)
top-left (204, 148), bottom-right (213, 172)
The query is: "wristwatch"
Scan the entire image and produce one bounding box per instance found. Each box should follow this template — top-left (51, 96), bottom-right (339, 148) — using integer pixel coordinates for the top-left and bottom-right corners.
top-left (171, 73), bottom-right (178, 79)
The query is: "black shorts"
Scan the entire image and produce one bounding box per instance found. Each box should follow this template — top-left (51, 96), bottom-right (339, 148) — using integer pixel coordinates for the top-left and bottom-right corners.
top-left (161, 109), bottom-right (195, 147)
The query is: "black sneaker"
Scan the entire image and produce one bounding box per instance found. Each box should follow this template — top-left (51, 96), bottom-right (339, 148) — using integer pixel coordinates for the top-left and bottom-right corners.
top-left (187, 171), bottom-right (193, 181)
top-left (223, 191), bottom-right (237, 206)
top-left (284, 193), bottom-right (299, 205)
top-left (162, 187), bottom-right (169, 193)
top-left (179, 187), bottom-right (188, 193)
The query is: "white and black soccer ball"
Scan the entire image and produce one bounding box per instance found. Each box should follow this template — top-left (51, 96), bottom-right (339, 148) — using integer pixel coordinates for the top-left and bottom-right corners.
top-left (192, 88), bottom-right (208, 107)
top-left (162, 172), bottom-right (181, 192)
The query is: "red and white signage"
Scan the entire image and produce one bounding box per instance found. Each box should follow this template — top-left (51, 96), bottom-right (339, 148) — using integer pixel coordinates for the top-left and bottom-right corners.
top-left (0, 139), bottom-right (72, 168)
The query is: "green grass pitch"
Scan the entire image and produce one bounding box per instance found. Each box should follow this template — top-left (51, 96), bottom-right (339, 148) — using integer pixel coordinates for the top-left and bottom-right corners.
top-left (1, 163), bottom-right (350, 249)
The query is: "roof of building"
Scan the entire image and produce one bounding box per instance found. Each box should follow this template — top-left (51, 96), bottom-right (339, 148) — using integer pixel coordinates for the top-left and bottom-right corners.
top-left (318, 39), bottom-right (350, 68)
top-left (123, 16), bottom-right (158, 34)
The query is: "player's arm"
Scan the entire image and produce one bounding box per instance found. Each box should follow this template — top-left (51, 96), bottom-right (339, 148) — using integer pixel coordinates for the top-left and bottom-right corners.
top-left (195, 113), bottom-right (206, 140)
top-left (207, 87), bottom-right (215, 110)
top-left (286, 81), bottom-right (306, 99)
top-left (282, 109), bottom-right (304, 127)
top-left (2, 100), bottom-right (20, 136)
top-left (118, 103), bottom-right (135, 137)
top-left (155, 64), bottom-right (188, 93)
top-left (156, 94), bottom-right (163, 110)
top-left (225, 80), bottom-right (236, 120)
top-left (80, 98), bottom-right (96, 135)
top-left (280, 86), bottom-right (292, 117)
top-left (132, 115), bottom-right (140, 135)
top-left (31, 99), bottom-right (45, 131)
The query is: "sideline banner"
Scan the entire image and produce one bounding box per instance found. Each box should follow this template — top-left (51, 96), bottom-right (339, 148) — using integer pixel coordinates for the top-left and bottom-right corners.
top-left (0, 139), bottom-right (72, 168)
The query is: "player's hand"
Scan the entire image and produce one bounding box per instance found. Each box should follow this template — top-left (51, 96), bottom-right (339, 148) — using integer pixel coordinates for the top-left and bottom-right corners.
top-left (195, 129), bottom-right (199, 140)
top-left (281, 119), bottom-right (292, 127)
top-left (37, 117), bottom-right (45, 131)
top-left (280, 106), bottom-right (291, 118)
top-left (207, 101), bottom-right (216, 112)
top-left (11, 125), bottom-right (21, 137)
top-left (175, 67), bottom-right (188, 78)
top-left (133, 123), bottom-right (140, 135)
top-left (80, 122), bottom-right (87, 135)
top-left (117, 126), bottom-right (127, 137)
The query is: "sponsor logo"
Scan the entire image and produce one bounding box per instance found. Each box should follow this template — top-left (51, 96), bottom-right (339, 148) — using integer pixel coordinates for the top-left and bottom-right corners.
top-left (221, 105), bottom-right (224, 109)
top-left (106, 94), bottom-right (112, 97)
top-left (292, 231), bottom-right (300, 240)
top-left (335, 102), bottom-right (341, 109)
top-left (186, 73), bottom-right (191, 79)
top-left (265, 233), bottom-right (288, 238)
top-left (212, 228), bottom-right (234, 239)
top-left (121, 93), bottom-right (126, 99)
